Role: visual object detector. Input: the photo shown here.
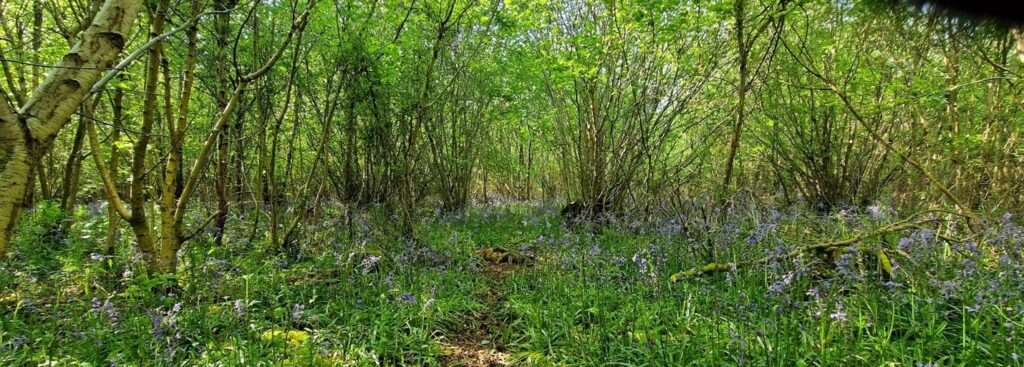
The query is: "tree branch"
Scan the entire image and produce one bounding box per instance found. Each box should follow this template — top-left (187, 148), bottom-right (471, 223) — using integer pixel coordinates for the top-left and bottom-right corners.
top-left (85, 119), bottom-right (132, 221)
top-left (89, 8), bottom-right (234, 95)
top-left (175, 0), bottom-right (315, 223)
top-left (0, 87), bottom-right (14, 124)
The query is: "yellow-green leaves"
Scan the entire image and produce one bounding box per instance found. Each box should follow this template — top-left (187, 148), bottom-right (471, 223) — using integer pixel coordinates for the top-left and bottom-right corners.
top-left (878, 249), bottom-right (894, 279)
top-left (261, 329), bottom-right (311, 347)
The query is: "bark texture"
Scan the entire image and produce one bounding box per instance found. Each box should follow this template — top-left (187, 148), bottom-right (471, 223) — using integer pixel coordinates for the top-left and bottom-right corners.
top-left (0, 0), bottom-right (141, 257)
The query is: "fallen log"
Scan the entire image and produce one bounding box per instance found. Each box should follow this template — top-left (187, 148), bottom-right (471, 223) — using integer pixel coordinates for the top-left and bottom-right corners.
top-left (670, 211), bottom-right (954, 282)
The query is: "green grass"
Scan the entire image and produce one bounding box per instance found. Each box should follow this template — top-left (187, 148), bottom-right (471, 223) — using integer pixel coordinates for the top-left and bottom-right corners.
top-left (1, 202), bottom-right (1022, 366)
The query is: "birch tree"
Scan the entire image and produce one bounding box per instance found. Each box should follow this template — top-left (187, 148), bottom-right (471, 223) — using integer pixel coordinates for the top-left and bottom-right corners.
top-left (0, 0), bottom-right (141, 257)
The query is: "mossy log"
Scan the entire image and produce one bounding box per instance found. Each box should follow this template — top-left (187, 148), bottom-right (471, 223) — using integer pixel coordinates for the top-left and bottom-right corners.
top-left (671, 214), bottom-right (944, 282)
top-left (476, 247), bottom-right (525, 264)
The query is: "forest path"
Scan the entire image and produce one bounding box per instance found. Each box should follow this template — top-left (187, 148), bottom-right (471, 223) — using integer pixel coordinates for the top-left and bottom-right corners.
top-left (438, 260), bottom-right (526, 367)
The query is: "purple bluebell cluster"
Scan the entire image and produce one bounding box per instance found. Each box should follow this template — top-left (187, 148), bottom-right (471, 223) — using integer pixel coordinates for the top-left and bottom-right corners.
top-left (90, 297), bottom-right (119, 323)
top-left (397, 293), bottom-right (417, 303)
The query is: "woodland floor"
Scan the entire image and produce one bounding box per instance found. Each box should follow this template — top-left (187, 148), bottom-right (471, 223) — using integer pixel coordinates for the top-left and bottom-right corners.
top-left (1, 202), bottom-right (1023, 366)
top-left (437, 262), bottom-right (517, 367)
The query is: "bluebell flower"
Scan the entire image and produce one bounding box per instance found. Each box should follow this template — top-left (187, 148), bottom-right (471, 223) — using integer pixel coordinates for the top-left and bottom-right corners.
top-left (0, 337), bottom-right (28, 351)
top-left (292, 304), bottom-right (305, 321)
top-left (919, 230), bottom-right (934, 243)
top-left (233, 300), bottom-right (246, 316)
top-left (883, 281), bottom-right (901, 292)
top-left (423, 287), bottom-right (437, 311)
top-left (398, 294), bottom-right (417, 303)
top-left (867, 205), bottom-right (884, 221)
top-left (631, 253), bottom-right (647, 269)
top-left (940, 281), bottom-right (957, 297)
top-left (769, 272), bottom-right (795, 296)
top-left (959, 259), bottom-right (977, 277)
top-left (149, 303), bottom-right (181, 342)
top-left (830, 303), bottom-right (847, 322)
top-left (149, 312), bottom-right (166, 340)
top-left (898, 237), bottom-right (913, 253)
top-left (91, 298), bottom-right (119, 323)
top-left (150, 312), bottom-right (165, 329)
top-left (835, 252), bottom-right (853, 277)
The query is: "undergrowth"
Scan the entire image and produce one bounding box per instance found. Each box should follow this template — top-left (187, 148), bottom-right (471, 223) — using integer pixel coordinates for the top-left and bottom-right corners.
top-left (1, 200), bottom-right (1022, 366)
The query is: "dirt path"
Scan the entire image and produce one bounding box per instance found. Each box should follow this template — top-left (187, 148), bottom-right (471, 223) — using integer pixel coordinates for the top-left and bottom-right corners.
top-left (438, 262), bottom-right (524, 367)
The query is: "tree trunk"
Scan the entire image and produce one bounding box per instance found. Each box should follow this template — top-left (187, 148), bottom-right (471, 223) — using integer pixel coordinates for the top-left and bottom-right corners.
top-left (344, 98), bottom-right (359, 202)
top-left (61, 107), bottom-right (91, 211)
top-left (104, 89), bottom-right (124, 256)
top-left (59, 126), bottom-right (85, 211)
top-left (215, 128), bottom-right (229, 246)
top-left (125, 0), bottom-right (169, 271)
top-left (156, 0), bottom-right (200, 272)
top-left (32, 0), bottom-right (42, 88)
top-left (213, 0), bottom-right (234, 247)
top-left (0, 0), bottom-right (141, 257)
top-left (722, 0), bottom-right (748, 192)
top-left (0, 120), bottom-right (32, 258)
